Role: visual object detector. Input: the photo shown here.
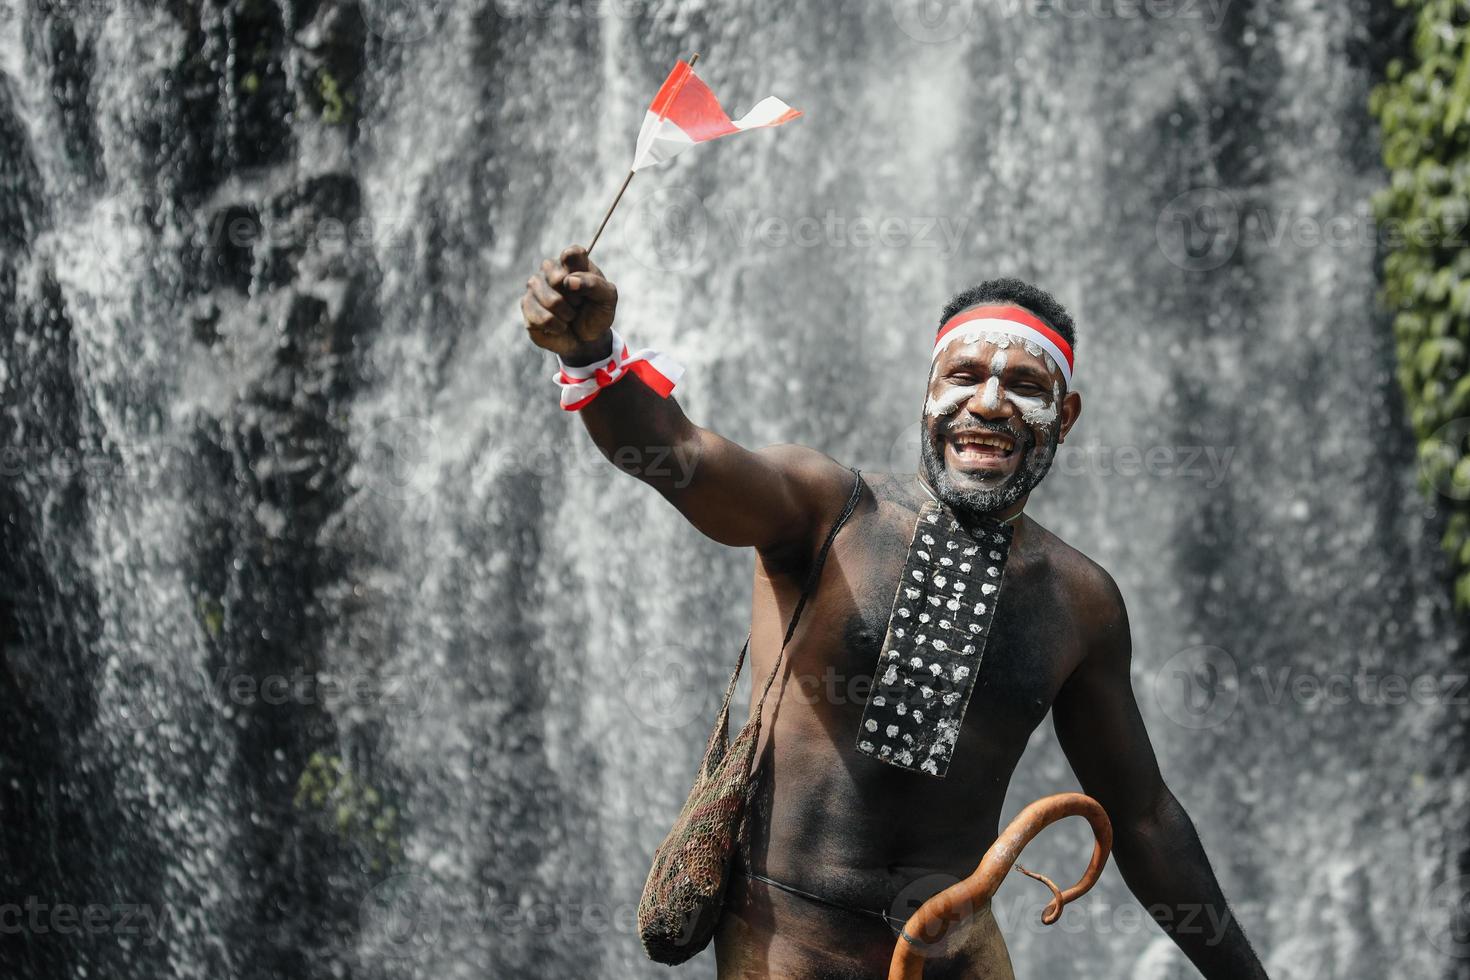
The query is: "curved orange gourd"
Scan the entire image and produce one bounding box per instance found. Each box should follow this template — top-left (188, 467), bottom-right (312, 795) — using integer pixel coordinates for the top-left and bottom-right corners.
top-left (888, 793), bottom-right (1113, 980)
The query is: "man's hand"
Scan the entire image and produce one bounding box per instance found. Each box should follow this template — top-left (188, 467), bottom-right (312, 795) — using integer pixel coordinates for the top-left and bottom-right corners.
top-left (527, 242), bottom-right (850, 563)
top-left (521, 244), bottom-right (618, 364)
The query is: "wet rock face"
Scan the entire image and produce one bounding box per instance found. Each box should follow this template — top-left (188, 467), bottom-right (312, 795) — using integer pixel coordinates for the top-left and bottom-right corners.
top-left (2, 1), bottom-right (1467, 979)
top-left (4, 1), bottom-right (381, 976)
top-left (0, 83), bottom-right (42, 251)
top-left (179, 30), bottom-right (384, 980)
top-left (0, 85), bottom-right (107, 978)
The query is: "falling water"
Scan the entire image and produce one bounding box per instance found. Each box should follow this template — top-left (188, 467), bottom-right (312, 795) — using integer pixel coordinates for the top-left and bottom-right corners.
top-left (2, 0), bottom-right (1466, 978)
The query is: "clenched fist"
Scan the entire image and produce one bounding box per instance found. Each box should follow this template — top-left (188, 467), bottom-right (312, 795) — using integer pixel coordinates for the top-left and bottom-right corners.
top-left (521, 244), bottom-right (618, 364)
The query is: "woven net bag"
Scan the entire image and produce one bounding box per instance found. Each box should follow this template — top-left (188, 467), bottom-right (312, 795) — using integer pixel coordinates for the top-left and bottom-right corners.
top-left (636, 469), bottom-right (863, 964)
top-left (636, 646), bottom-right (763, 963)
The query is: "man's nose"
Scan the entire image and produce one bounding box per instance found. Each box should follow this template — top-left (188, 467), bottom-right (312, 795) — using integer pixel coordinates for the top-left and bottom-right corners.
top-left (963, 378), bottom-right (1016, 421)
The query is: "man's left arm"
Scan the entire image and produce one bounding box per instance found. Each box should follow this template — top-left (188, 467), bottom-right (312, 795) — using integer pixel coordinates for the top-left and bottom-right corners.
top-left (1051, 570), bottom-right (1270, 980)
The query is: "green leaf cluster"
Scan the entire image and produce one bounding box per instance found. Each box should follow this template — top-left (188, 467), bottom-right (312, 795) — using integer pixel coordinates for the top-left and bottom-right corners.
top-left (295, 752), bottom-right (404, 872)
top-left (1369, 0), bottom-right (1470, 606)
top-left (317, 69), bottom-right (352, 127)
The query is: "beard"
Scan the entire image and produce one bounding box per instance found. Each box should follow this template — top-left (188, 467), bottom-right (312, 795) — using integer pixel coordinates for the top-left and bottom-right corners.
top-left (919, 416), bottom-right (1061, 517)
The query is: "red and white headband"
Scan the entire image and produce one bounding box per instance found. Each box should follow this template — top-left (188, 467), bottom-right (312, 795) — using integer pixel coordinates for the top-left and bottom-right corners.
top-left (933, 305), bottom-right (1074, 388)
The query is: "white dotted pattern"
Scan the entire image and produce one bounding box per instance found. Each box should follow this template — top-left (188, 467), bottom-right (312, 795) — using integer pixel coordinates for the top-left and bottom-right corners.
top-left (854, 500), bottom-right (1013, 778)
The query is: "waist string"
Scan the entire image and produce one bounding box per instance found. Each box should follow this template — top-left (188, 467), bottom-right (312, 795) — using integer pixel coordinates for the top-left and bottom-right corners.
top-left (733, 861), bottom-right (908, 937)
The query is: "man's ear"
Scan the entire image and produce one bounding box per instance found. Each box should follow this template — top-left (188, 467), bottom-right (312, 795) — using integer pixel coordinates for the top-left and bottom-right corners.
top-left (1058, 390), bottom-right (1082, 443)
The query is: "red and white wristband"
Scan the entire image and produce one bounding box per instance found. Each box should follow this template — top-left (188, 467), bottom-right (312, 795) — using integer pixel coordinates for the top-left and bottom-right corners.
top-left (551, 329), bottom-right (685, 411)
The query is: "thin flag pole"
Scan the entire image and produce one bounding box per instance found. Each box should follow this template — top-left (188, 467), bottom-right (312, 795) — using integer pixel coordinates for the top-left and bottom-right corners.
top-left (586, 170), bottom-right (634, 255)
top-left (587, 52), bottom-right (699, 256)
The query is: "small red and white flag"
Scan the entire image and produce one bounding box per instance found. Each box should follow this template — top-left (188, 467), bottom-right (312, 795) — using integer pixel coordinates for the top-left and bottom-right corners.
top-left (559, 56), bottom-right (800, 410)
top-left (630, 59), bottom-right (802, 171)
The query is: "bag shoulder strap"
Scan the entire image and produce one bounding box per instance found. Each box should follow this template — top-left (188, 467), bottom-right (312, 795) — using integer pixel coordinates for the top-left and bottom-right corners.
top-left (703, 467), bottom-right (865, 767)
top-left (751, 467), bottom-right (865, 723)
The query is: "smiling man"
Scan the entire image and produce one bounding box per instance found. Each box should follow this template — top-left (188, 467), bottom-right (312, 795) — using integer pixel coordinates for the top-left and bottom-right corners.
top-left (521, 245), bottom-right (1269, 979)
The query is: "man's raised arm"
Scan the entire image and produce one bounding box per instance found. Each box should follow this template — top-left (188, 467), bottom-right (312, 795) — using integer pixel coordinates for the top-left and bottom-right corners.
top-left (521, 244), bottom-right (851, 558)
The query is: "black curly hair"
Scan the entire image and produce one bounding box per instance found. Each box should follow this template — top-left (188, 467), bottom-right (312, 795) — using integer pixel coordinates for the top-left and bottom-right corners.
top-left (938, 278), bottom-right (1077, 354)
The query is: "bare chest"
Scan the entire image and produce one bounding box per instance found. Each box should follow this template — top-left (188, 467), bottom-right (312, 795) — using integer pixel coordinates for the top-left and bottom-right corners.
top-left (749, 500), bottom-right (1081, 750)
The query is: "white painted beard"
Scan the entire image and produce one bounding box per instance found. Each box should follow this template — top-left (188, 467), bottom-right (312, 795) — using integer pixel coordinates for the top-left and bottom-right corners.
top-left (920, 422), bottom-right (1060, 516)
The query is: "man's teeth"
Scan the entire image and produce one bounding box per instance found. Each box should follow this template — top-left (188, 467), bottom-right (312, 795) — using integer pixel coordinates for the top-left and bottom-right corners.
top-left (952, 433), bottom-right (1015, 455)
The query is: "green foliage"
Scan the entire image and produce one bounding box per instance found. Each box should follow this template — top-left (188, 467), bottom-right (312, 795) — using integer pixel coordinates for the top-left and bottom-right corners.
top-left (1369, 0), bottom-right (1470, 607)
top-left (195, 594), bottom-right (223, 640)
top-left (295, 752), bottom-right (404, 872)
top-left (316, 69), bottom-right (352, 127)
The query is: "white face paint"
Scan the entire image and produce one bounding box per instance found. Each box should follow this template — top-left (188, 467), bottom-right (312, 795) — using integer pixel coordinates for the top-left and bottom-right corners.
top-left (980, 375), bottom-right (1001, 411)
top-left (932, 325), bottom-right (1013, 359)
top-left (925, 385), bottom-right (977, 418)
top-left (1003, 378), bottom-right (1061, 427)
top-left (928, 334), bottom-right (1062, 424)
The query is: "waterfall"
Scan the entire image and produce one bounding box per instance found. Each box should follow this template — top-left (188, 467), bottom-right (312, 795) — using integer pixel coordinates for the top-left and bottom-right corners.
top-left (2, 0), bottom-right (1465, 978)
